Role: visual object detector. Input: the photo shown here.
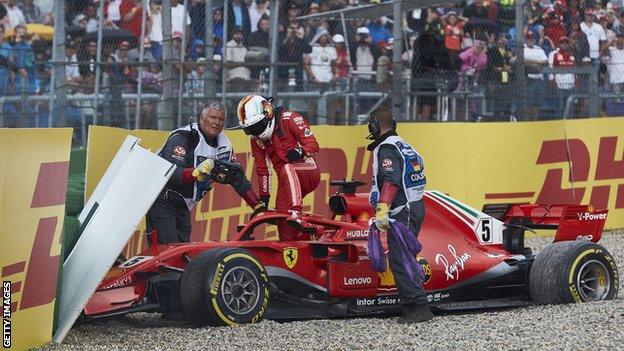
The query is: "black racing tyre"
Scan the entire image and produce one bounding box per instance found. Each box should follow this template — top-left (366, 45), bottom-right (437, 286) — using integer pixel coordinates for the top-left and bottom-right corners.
top-left (180, 248), bottom-right (270, 327)
top-left (529, 241), bottom-right (619, 304)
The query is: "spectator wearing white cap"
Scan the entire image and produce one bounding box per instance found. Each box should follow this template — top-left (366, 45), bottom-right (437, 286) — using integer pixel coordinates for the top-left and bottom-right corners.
top-left (306, 29), bottom-right (338, 84)
top-left (333, 34), bottom-right (351, 83)
top-left (354, 26), bottom-right (381, 87)
top-left (581, 10), bottom-right (607, 64)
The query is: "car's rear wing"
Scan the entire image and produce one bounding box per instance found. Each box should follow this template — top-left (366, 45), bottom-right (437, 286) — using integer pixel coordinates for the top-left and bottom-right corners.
top-left (482, 204), bottom-right (609, 243)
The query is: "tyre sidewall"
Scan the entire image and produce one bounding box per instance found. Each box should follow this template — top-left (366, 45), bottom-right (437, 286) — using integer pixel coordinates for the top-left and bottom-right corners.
top-left (203, 250), bottom-right (270, 325)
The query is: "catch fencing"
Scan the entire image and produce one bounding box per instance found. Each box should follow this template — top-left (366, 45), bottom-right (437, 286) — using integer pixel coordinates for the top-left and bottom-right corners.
top-left (1, 0), bottom-right (624, 145)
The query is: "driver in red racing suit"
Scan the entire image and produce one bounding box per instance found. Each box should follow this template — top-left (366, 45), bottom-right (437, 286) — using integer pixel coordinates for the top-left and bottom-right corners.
top-left (237, 95), bottom-right (320, 240)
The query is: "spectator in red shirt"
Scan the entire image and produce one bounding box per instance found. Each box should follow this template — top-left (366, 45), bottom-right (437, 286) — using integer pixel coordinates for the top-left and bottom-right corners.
top-left (327, 33), bottom-right (350, 123)
top-left (120, 0), bottom-right (144, 40)
top-left (550, 36), bottom-right (576, 116)
top-left (442, 11), bottom-right (468, 70)
top-left (543, 9), bottom-right (566, 52)
top-left (333, 34), bottom-right (350, 82)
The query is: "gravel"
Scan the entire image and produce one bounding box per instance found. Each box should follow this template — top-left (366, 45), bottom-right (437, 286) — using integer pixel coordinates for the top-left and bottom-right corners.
top-left (40, 230), bottom-right (624, 351)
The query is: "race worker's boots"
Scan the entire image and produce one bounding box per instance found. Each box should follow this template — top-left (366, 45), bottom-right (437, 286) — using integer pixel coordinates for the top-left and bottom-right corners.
top-left (397, 303), bottom-right (434, 324)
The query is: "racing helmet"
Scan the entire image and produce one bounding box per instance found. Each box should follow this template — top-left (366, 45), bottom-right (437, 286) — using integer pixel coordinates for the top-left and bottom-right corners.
top-left (237, 95), bottom-right (275, 141)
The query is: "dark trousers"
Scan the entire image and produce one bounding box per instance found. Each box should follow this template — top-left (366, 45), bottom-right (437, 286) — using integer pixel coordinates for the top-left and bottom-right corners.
top-left (488, 82), bottom-right (512, 121)
top-left (146, 191), bottom-right (192, 244)
top-left (388, 199), bottom-right (428, 306)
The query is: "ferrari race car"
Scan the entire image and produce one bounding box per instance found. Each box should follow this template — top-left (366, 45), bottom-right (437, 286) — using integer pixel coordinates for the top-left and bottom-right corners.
top-left (84, 181), bottom-right (619, 326)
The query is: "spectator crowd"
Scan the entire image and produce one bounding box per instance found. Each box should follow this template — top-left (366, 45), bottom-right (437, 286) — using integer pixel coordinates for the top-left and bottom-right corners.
top-left (2, 0), bottom-right (624, 127)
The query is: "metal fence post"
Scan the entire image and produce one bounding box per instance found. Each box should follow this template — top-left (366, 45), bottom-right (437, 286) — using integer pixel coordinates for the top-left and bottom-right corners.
top-left (49, 0), bottom-right (67, 128)
top-left (589, 65), bottom-right (600, 117)
top-left (340, 12), bottom-right (352, 125)
top-left (177, 0), bottom-right (189, 126)
top-left (391, 0), bottom-right (404, 120)
top-left (268, 0), bottom-right (280, 100)
top-left (162, 0), bottom-right (175, 130)
top-left (221, 0), bottom-right (229, 112)
top-left (515, 0), bottom-right (526, 120)
top-left (93, 0), bottom-right (105, 125)
top-left (205, 0), bottom-right (215, 102)
top-left (135, 0), bottom-right (149, 129)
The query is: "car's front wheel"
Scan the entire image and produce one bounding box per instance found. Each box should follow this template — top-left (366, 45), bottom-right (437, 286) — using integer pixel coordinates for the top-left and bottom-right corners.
top-left (529, 241), bottom-right (619, 304)
top-left (180, 248), bottom-right (270, 326)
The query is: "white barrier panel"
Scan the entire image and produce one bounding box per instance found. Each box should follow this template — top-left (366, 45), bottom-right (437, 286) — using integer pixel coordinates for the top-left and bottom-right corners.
top-left (53, 136), bottom-right (174, 343)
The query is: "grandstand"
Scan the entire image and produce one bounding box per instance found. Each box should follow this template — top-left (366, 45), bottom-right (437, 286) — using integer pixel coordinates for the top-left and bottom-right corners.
top-left (1, 0), bottom-right (623, 144)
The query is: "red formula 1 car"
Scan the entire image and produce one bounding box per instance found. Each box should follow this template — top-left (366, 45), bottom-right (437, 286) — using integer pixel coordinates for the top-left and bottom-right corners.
top-left (84, 181), bottom-right (619, 326)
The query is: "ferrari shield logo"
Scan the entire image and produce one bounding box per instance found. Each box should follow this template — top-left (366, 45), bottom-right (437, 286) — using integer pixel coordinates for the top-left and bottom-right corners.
top-left (283, 247), bottom-right (298, 269)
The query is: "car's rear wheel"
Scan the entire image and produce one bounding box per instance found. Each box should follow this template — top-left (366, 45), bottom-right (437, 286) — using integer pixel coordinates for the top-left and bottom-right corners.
top-left (180, 248), bottom-right (270, 326)
top-left (529, 241), bottom-right (619, 304)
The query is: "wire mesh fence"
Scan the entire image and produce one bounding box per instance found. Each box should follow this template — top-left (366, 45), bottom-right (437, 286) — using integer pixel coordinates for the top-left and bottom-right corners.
top-left (2, 0), bottom-right (624, 145)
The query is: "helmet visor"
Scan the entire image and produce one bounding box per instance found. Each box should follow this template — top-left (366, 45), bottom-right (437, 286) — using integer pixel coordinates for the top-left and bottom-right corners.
top-left (243, 117), bottom-right (269, 136)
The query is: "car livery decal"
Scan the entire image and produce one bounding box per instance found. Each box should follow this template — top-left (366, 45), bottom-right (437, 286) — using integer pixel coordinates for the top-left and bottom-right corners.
top-left (426, 191), bottom-right (504, 245)
top-left (283, 247), bottom-right (298, 269)
top-left (426, 191), bottom-right (478, 230)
